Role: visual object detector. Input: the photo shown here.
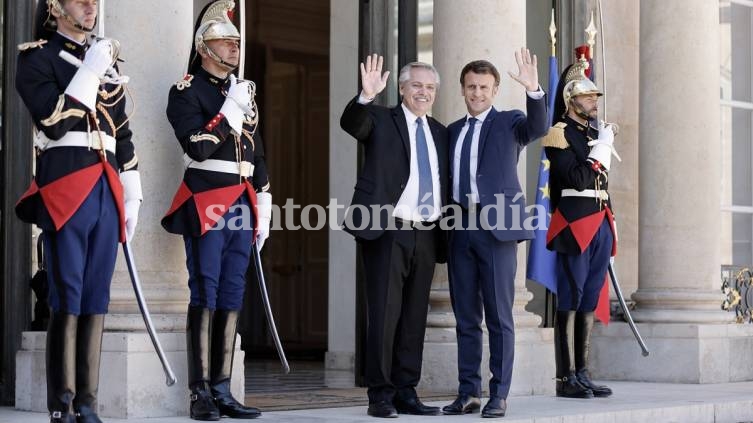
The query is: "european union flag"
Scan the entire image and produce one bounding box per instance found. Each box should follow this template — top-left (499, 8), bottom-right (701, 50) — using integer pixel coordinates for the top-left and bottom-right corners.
top-left (526, 54), bottom-right (559, 294)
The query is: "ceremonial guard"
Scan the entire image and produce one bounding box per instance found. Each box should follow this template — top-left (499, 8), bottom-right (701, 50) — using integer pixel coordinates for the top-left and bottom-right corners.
top-left (542, 48), bottom-right (618, 399)
top-left (15, 1), bottom-right (141, 422)
top-left (163, 0), bottom-right (270, 420)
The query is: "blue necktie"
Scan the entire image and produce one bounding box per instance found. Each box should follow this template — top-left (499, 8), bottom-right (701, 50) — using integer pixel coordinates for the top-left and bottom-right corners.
top-left (415, 117), bottom-right (433, 219)
top-left (459, 117), bottom-right (477, 209)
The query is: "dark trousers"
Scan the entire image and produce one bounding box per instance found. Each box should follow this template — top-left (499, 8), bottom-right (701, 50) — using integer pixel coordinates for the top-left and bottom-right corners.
top-left (184, 196), bottom-right (254, 311)
top-left (448, 209), bottom-right (517, 400)
top-left (361, 226), bottom-right (437, 403)
top-left (556, 218), bottom-right (613, 311)
top-left (44, 176), bottom-right (119, 315)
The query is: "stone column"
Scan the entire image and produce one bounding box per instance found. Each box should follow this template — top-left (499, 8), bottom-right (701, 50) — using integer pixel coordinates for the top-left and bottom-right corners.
top-left (326, 0), bottom-right (359, 379)
top-left (419, 0), bottom-right (553, 396)
top-left (16, 2), bottom-right (243, 417)
top-left (591, 0), bottom-right (753, 384)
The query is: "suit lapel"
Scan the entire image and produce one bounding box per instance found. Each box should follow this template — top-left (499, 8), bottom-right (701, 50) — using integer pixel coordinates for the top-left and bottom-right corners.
top-left (392, 106), bottom-right (411, 159)
top-left (449, 122), bottom-right (462, 156)
top-left (477, 108), bottom-right (496, 157)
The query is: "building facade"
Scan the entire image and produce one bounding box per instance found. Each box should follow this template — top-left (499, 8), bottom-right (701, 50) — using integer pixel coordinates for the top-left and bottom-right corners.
top-left (0, 0), bottom-right (751, 415)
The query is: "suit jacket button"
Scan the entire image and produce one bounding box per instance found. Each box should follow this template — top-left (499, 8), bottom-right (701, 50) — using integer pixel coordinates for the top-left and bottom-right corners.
top-left (400, 184), bottom-right (405, 189)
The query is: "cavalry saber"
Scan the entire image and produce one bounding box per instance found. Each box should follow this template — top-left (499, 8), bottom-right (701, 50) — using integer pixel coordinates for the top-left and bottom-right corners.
top-left (251, 245), bottom-right (290, 374)
top-left (123, 241), bottom-right (178, 385)
top-left (608, 263), bottom-right (649, 356)
top-left (98, 0), bottom-right (105, 38)
top-left (237, 0), bottom-right (285, 372)
top-left (238, 0), bottom-right (246, 78)
top-left (594, 0), bottom-right (643, 355)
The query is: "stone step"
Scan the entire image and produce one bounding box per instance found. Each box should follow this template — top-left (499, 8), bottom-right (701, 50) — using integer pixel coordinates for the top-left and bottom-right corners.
top-left (2, 381), bottom-right (752, 422)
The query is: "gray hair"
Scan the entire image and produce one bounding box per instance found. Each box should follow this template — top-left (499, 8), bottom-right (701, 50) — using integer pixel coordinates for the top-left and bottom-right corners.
top-left (398, 62), bottom-right (441, 87)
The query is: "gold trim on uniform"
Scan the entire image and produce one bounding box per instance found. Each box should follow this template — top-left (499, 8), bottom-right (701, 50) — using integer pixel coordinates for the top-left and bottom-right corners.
top-left (190, 133), bottom-right (221, 144)
top-left (261, 182), bottom-right (271, 192)
top-left (17, 39), bottom-right (47, 51)
top-left (96, 104), bottom-right (118, 135)
top-left (241, 129), bottom-right (256, 150)
top-left (541, 122), bottom-right (569, 149)
top-left (98, 84), bottom-right (123, 101)
top-left (176, 75), bottom-right (194, 91)
top-left (41, 94), bottom-right (86, 126)
top-left (122, 154), bottom-right (139, 171)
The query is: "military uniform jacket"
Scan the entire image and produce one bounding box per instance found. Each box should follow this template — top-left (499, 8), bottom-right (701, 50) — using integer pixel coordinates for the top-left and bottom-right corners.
top-left (15, 33), bottom-right (136, 242)
top-left (163, 67), bottom-right (270, 237)
top-left (543, 116), bottom-right (616, 256)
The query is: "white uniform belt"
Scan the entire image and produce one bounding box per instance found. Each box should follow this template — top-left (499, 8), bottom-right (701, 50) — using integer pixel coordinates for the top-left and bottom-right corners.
top-left (561, 189), bottom-right (609, 201)
top-left (184, 155), bottom-right (254, 177)
top-left (35, 131), bottom-right (116, 154)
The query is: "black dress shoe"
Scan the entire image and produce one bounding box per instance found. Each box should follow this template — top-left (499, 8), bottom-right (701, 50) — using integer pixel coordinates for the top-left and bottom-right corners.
top-left (50, 411), bottom-right (77, 423)
top-left (394, 396), bottom-right (440, 415)
top-left (189, 383), bottom-right (220, 421)
top-left (442, 393), bottom-right (481, 415)
top-left (481, 397), bottom-right (506, 418)
top-left (75, 405), bottom-right (102, 423)
top-left (211, 380), bottom-right (262, 419)
top-left (576, 369), bottom-right (612, 397)
top-left (367, 401), bottom-right (398, 418)
top-left (556, 373), bottom-right (594, 399)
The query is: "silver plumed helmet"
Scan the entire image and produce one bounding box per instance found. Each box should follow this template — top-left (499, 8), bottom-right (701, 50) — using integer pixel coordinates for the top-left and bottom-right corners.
top-left (562, 58), bottom-right (602, 113)
top-left (194, 0), bottom-right (240, 50)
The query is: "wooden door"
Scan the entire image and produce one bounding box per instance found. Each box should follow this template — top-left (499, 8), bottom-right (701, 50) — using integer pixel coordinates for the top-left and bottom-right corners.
top-left (242, 51), bottom-right (329, 355)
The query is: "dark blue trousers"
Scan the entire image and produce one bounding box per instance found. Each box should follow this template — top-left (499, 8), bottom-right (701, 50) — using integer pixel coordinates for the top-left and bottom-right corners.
top-left (556, 218), bottom-right (613, 311)
top-left (184, 196), bottom-right (254, 311)
top-left (44, 176), bottom-right (119, 315)
top-left (449, 210), bottom-right (518, 400)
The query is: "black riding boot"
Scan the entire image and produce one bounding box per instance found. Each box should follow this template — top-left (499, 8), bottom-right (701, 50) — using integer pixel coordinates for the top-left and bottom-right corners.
top-left (554, 311), bottom-right (593, 398)
top-left (73, 314), bottom-right (104, 423)
top-left (47, 312), bottom-right (78, 423)
top-left (210, 310), bottom-right (261, 419)
top-left (187, 306), bottom-right (220, 421)
top-left (574, 311), bottom-right (612, 397)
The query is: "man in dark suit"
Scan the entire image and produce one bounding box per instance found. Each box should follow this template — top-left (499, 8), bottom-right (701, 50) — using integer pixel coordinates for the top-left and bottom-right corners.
top-left (442, 50), bottom-right (548, 418)
top-left (340, 54), bottom-right (448, 418)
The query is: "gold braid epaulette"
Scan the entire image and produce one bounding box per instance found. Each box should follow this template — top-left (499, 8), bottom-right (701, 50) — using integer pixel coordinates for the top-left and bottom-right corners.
top-left (18, 39), bottom-right (47, 51)
top-left (541, 122), bottom-right (569, 149)
top-left (175, 74), bottom-right (194, 91)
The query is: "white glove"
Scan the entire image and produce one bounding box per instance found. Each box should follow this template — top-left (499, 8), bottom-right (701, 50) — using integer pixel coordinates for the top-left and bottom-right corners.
top-left (64, 39), bottom-right (114, 111)
top-left (120, 170), bottom-right (143, 242)
top-left (587, 121), bottom-right (621, 171)
top-left (255, 192), bottom-right (272, 251)
top-left (220, 75), bottom-right (252, 134)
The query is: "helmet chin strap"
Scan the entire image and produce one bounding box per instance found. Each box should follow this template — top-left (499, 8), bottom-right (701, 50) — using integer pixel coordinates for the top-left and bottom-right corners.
top-left (50, 1), bottom-right (95, 33)
top-left (204, 44), bottom-right (237, 72)
top-left (570, 98), bottom-right (595, 122)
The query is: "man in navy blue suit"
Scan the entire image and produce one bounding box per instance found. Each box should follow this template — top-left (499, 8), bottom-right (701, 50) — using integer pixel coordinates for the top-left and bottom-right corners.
top-left (442, 49), bottom-right (548, 418)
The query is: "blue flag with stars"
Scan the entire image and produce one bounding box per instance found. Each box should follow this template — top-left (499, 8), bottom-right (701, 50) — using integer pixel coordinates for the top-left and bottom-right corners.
top-left (526, 54), bottom-right (559, 293)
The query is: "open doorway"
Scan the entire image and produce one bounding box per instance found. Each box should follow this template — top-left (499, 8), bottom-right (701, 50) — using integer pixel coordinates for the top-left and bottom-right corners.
top-left (237, 0), bottom-right (331, 392)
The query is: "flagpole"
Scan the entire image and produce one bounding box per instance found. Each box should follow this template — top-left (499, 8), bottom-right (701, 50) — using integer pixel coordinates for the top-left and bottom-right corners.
top-left (549, 9), bottom-right (556, 58)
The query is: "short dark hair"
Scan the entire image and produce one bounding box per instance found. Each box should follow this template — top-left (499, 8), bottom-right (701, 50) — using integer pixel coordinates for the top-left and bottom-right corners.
top-left (460, 60), bottom-right (500, 87)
